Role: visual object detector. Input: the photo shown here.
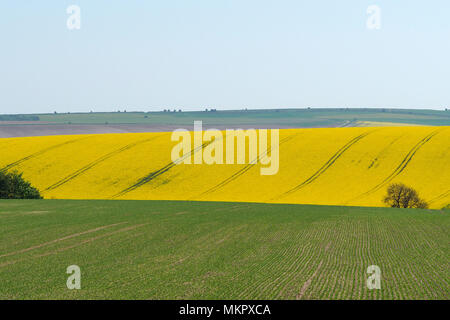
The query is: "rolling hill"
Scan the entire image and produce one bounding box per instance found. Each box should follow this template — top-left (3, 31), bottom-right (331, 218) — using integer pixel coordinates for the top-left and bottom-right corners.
top-left (0, 126), bottom-right (448, 209)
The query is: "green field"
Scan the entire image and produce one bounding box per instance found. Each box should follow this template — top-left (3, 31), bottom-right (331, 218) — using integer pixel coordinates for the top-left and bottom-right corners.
top-left (0, 200), bottom-right (448, 299)
top-left (3, 108), bottom-right (450, 127)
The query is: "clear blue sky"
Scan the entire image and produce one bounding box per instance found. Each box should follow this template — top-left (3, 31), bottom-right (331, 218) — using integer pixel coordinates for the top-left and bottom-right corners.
top-left (0, 0), bottom-right (449, 114)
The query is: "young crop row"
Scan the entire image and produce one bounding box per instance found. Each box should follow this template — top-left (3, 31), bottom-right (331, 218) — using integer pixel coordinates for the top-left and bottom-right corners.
top-left (0, 200), bottom-right (447, 299)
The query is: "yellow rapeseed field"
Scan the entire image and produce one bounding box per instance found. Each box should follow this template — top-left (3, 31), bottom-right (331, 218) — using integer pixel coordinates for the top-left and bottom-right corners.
top-left (0, 126), bottom-right (448, 208)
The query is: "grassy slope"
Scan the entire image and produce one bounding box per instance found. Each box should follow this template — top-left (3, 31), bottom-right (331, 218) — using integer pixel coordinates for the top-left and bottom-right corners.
top-left (0, 200), bottom-right (448, 299)
top-left (5, 108), bottom-right (450, 127)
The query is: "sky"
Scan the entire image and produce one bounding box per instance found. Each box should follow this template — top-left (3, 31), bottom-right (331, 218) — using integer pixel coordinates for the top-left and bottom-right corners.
top-left (0, 0), bottom-right (449, 114)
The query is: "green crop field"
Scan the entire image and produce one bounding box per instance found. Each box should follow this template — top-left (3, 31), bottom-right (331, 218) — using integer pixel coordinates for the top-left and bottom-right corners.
top-left (0, 200), bottom-right (448, 300)
top-left (2, 108), bottom-right (450, 127)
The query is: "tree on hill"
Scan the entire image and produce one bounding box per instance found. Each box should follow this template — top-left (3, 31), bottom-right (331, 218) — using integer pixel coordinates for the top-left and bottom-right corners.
top-left (0, 171), bottom-right (42, 199)
top-left (383, 183), bottom-right (428, 209)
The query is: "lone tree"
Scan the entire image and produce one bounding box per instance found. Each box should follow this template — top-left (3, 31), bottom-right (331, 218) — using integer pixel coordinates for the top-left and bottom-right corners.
top-left (0, 171), bottom-right (42, 199)
top-left (383, 183), bottom-right (428, 209)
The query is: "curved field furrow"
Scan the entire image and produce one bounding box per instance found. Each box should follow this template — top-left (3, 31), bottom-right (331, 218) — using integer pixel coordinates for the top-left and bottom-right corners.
top-left (198, 134), bottom-right (299, 198)
top-left (353, 129), bottom-right (443, 201)
top-left (45, 136), bottom-right (161, 192)
top-left (429, 190), bottom-right (450, 205)
top-left (0, 138), bottom-right (83, 173)
top-left (112, 140), bottom-right (213, 198)
top-left (277, 131), bottom-right (373, 199)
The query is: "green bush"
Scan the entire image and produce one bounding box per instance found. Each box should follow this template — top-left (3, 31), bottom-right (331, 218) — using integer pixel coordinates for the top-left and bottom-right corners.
top-left (0, 171), bottom-right (42, 199)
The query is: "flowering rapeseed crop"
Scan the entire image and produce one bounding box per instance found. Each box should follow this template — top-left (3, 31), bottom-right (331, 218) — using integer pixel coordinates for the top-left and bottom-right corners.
top-left (0, 127), bottom-right (448, 208)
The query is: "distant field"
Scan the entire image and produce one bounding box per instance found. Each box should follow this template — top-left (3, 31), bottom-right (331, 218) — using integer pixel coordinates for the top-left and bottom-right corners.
top-left (0, 126), bottom-right (448, 209)
top-left (1, 109), bottom-right (450, 127)
top-left (1, 108), bottom-right (449, 138)
top-left (34, 109), bottom-right (450, 126)
top-left (0, 200), bottom-right (447, 299)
